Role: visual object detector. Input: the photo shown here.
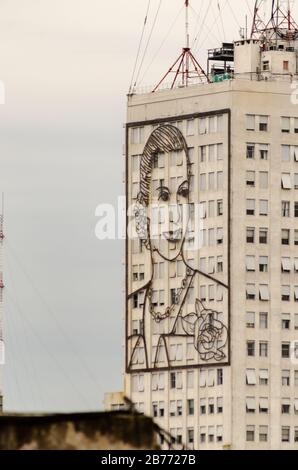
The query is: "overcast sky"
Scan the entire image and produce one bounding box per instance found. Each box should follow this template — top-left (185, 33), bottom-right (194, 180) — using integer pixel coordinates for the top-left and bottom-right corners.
top-left (0, 0), bottom-right (280, 412)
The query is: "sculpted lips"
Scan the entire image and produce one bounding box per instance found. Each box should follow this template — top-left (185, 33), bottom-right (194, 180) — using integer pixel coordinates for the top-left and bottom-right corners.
top-left (163, 229), bottom-right (182, 242)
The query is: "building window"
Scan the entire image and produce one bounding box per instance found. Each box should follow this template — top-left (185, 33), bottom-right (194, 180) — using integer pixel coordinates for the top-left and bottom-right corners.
top-left (246, 284), bottom-right (256, 300)
top-left (282, 201), bottom-right (290, 217)
top-left (217, 397), bottom-right (223, 414)
top-left (281, 399), bottom-right (291, 414)
top-left (247, 341), bottom-right (255, 357)
top-left (259, 171), bottom-right (269, 189)
top-left (259, 426), bottom-right (268, 443)
top-left (259, 116), bottom-right (268, 132)
top-left (186, 119), bottom-right (194, 136)
top-left (208, 427), bottom-right (215, 443)
top-left (259, 285), bottom-right (270, 301)
top-left (246, 368), bottom-right (257, 385)
top-left (131, 127), bottom-right (144, 144)
top-left (246, 171), bottom-right (255, 186)
top-left (259, 342), bottom-right (268, 357)
top-left (283, 61), bottom-right (289, 71)
top-left (208, 398), bottom-right (215, 414)
top-left (282, 173), bottom-right (292, 190)
top-left (282, 370), bottom-right (290, 387)
top-left (282, 285), bottom-right (290, 301)
top-left (246, 199), bottom-right (255, 216)
top-left (282, 342), bottom-right (290, 358)
top-left (246, 312), bottom-right (255, 329)
top-left (295, 202), bottom-right (298, 218)
top-left (259, 228), bottom-right (268, 244)
top-left (200, 399), bottom-right (206, 415)
top-left (263, 60), bottom-right (269, 71)
top-left (247, 227), bottom-right (255, 243)
top-left (246, 143), bottom-right (255, 159)
top-left (217, 368), bottom-right (223, 385)
top-left (260, 312), bottom-right (268, 329)
top-left (217, 256), bottom-right (223, 273)
top-left (281, 116), bottom-right (290, 132)
top-left (217, 200), bottom-right (223, 216)
top-left (187, 428), bottom-right (194, 445)
top-left (200, 145), bottom-right (206, 162)
top-left (187, 399), bottom-right (194, 416)
top-left (259, 397), bottom-right (269, 414)
top-left (282, 314), bottom-right (291, 330)
top-left (246, 426), bottom-right (255, 442)
top-left (282, 427), bottom-right (290, 443)
top-left (246, 397), bottom-right (256, 413)
top-left (281, 257), bottom-right (291, 273)
top-left (282, 229), bottom-right (290, 245)
top-left (217, 426), bottom-right (223, 443)
top-left (246, 115), bottom-right (255, 131)
top-left (260, 200), bottom-right (268, 216)
top-left (259, 256), bottom-right (268, 272)
top-left (170, 372), bottom-right (176, 389)
top-left (246, 256), bottom-right (256, 272)
top-left (282, 145), bottom-right (291, 161)
top-left (259, 369), bottom-right (269, 386)
top-left (260, 144), bottom-right (269, 160)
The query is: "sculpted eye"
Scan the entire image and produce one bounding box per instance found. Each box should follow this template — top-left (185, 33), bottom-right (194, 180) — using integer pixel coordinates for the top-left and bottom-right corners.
top-left (178, 183), bottom-right (189, 198)
top-left (158, 187), bottom-right (170, 202)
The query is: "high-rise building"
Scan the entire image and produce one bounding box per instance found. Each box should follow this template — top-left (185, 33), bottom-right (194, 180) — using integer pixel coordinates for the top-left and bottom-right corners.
top-left (124, 1), bottom-right (298, 450)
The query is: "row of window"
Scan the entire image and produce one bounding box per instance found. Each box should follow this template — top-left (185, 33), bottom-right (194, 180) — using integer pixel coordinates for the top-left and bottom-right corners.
top-left (199, 173), bottom-right (224, 192)
top-left (246, 368), bottom-right (298, 387)
top-left (247, 227), bottom-right (298, 245)
top-left (131, 369), bottom-right (224, 393)
top-left (247, 426), bottom-right (298, 444)
top-left (131, 283), bottom-right (225, 310)
top-left (281, 200), bottom-right (298, 217)
top-left (245, 115), bottom-right (298, 135)
top-left (131, 116), bottom-right (225, 145)
top-left (152, 397), bottom-right (223, 421)
top-left (246, 199), bottom-right (269, 216)
top-left (247, 340), bottom-right (298, 359)
top-left (246, 143), bottom-right (269, 160)
top-left (168, 426), bottom-right (223, 446)
top-left (200, 199), bottom-right (224, 218)
top-left (246, 143), bottom-right (298, 162)
top-left (246, 284), bottom-right (270, 301)
top-left (246, 114), bottom-right (269, 132)
top-left (246, 284), bottom-right (298, 302)
top-left (246, 170), bottom-right (298, 190)
top-left (246, 199), bottom-right (298, 217)
top-left (131, 143), bottom-right (224, 174)
top-left (245, 256), bottom-right (298, 274)
top-left (154, 258), bottom-right (223, 281)
top-left (246, 171), bottom-right (269, 188)
top-left (246, 312), bottom-right (298, 330)
top-left (246, 397), bottom-right (298, 414)
top-left (248, 227), bottom-right (298, 246)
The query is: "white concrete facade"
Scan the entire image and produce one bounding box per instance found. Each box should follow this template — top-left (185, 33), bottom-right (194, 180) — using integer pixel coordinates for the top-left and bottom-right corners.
top-left (125, 40), bottom-right (298, 450)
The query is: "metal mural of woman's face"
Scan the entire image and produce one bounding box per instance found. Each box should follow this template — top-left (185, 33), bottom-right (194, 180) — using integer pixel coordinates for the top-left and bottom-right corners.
top-left (148, 147), bottom-right (190, 261)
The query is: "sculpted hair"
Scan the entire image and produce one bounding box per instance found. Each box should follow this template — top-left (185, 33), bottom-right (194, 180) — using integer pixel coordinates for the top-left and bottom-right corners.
top-left (138, 124), bottom-right (190, 206)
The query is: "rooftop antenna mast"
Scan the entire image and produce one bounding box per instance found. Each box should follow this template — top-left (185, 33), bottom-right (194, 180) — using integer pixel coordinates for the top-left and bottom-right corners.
top-left (153, 0), bottom-right (209, 92)
top-left (251, 0), bottom-right (298, 40)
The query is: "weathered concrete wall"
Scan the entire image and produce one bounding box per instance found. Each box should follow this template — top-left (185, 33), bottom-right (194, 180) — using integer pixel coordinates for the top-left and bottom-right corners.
top-left (0, 411), bottom-right (158, 450)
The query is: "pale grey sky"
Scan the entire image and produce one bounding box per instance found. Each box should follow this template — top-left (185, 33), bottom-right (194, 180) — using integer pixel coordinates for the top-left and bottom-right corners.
top-left (0, 0), bottom-right (271, 412)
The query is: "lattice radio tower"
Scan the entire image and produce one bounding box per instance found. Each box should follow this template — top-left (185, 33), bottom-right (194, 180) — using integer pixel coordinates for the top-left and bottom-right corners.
top-left (251, 0), bottom-right (298, 41)
top-left (153, 0), bottom-right (209, 92)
